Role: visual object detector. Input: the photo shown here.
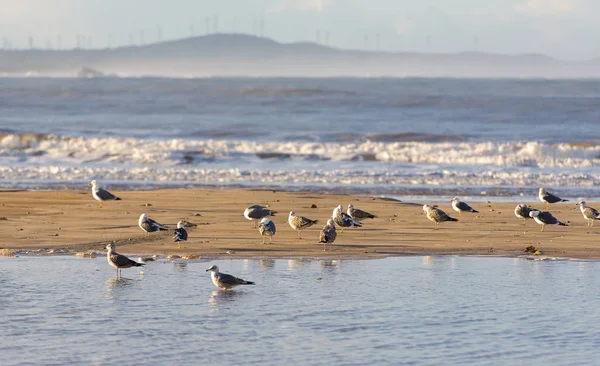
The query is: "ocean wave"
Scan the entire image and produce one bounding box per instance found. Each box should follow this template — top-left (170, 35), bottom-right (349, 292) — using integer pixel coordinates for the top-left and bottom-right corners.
top-left (2, 133), bottom-right (600, 169)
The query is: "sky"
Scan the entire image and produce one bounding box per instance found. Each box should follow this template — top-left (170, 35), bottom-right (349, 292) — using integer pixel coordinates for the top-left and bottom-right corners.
top-left (1, 0), bottom-right (599, 59)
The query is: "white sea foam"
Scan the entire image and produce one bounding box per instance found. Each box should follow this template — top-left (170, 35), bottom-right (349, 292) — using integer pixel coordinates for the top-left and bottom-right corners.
top-left (1, 133), bottom-right (599, 193)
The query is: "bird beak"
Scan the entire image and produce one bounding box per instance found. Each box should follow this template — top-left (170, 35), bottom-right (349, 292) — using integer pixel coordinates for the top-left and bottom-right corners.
top-left (205, 269), bottom-right (210, 272)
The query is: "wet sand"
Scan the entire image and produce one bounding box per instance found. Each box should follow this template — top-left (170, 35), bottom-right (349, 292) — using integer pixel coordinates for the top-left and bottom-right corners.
top-left (0, 188), bottom-right (596, 259)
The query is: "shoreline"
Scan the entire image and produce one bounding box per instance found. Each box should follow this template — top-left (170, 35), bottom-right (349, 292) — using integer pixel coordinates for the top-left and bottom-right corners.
top-left (0, 188), bottom-right (596, 259)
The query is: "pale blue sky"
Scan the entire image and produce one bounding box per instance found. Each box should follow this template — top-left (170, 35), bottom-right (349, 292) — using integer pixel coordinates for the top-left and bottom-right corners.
top-left (2, 0), bottom-right (598, 59)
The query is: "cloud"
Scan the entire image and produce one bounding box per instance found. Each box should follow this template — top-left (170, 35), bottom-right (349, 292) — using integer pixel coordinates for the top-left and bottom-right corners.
top-left (270, 0), bottom-right (333, 13)
top-left (515, 0), bottom-right (574, 15)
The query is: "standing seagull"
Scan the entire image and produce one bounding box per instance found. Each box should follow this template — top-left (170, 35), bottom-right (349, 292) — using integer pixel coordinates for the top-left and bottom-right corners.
top-left (138, 213), bottom-right (168, 235)
top-left (539, 188), bottom-right (568, 209)
top-left (347, 204), bottom-right (377, 221)
top-left (288, 211), bottom-right (318, 239)
top-left (333, 205), bottom-right (362, 232)
top-left (173, 221), bottom-right (188, 247)
top-left (89, 180), bottom-right (121, 208)
top-left (577, 201), bottom-right (600, 227)
top-left (206, 265), bottom-right (254, 290)
top-left (514, 204), bottom-right (537, 220)
top-left (529, 210), bottom-right (567, 232)
top-left (423, 205), bottom-right (458, 229)
top-left (105, 242), bottom-right (145, 279)
top-left (319, 218), bottom-right (337, 251)
top-left (451, 197), bottom-right (478, 217)
top-left (258, 218), bottom-right (276, 244)
top-left (243, 205), bottom-right (277, 227)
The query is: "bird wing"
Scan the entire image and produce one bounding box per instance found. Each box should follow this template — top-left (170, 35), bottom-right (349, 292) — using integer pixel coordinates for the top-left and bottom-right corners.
top-left (247, 206), bottom-right (274, 219)
top-left (110, 253), bottom-right (137, 267)
top-left (543, 192), bottom-right (563, 203)
top-left (173, 228), bottom-right (187, 241)
top-left (96, 188), bottom-right (119, 200)
top-left (341, 212), bottom-right (362, 226)
top-left (320, 225), bottom-right (337, 243)
top-left (457, 201), bottom-right (475, 212)
top-left (538, 212), bottom-right (559, 224)
top-left (148, 218), bottom-right (166, 229)
top-left (218, 272), bottom-right (250, 286)
top-left (293, 215), bottom-right (317, 229)
top-left (431, 208), bottom-right (450, 222)
top-left (350, 207), bottom-right (376, 219)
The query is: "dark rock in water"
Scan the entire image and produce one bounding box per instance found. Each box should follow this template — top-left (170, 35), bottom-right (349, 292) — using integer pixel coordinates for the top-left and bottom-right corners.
top-left (525, 245), bottom-right (537, 254)
top-left (76, 67), bottom-right (107, 78)
top-left (350, 153), bottom-right (378, 161)
top-left (256, 152), bottom-right (292, 159)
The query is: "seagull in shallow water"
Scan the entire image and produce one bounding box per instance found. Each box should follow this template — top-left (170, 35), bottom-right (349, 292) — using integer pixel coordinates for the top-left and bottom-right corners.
top-left (258, 218), bottom-right (276, 244)
top-left (319, 218), bottom-right (337, 251)
top-left (529, 210), bottom-right (567, 232)
top-left (106, 242), bottom-right (145, 279)
top-left (206, 265), bottom-right (255, 290)
top-left (450, 197), bottom-right (478, 217)
top-left (577, 201), bottom-right (600, 227)
top-left (347, 204), bottom-right (376, 221)
top-left (138, 213), bottom-right (168, 235)
top-left (243, 205), bottom-right (277, 227)
top-left (89, 180), bottom-right (121, 208)
top-left (173, 221), bottom-right (188, 247)
top-left (423, 204), bottom-right (458, 229)
top-left (538, 188), bottom-right (568, 209)
top-left (333, 205), bottom-right (362, 232)
top-left (288, 211), bottom-right (318, 239)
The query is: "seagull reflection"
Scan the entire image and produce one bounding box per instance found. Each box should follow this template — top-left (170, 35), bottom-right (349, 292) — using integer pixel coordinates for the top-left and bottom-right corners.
top-left (259, 259), bottom-right (275, 271)
top-left (105, 278), bottom-right (135, 300)
top-left (173, 262), bottom-right (188, 273)
top-left (287, 259), bottom-right (309, 271)
top-left (320, 259), bottom-right (340, 270)
top-left (208, 289), bottom-right (243, 310)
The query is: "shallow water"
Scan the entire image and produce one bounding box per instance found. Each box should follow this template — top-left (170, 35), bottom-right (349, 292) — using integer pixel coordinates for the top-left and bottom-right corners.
top-left (1, 256), bottom-right (600, 365)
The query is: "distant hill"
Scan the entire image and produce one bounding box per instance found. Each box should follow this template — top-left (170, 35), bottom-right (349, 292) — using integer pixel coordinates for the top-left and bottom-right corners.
top-left (1, 33), bottom-right (598, 78)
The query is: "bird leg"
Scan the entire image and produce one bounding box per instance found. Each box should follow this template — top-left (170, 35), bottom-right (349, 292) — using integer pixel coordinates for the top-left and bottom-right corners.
top-left (298, 231), bottom-right (302, 239)
top-left (262, 237), bottom-right (265, 244)
top-left (269, 236), bottom-right (272, 244)
top-left (545, 202), bottom-right (549, 209)
top-left (100, 202), bottom-right (103, 208)
top-left (541, 225), bottom-right (545, 232)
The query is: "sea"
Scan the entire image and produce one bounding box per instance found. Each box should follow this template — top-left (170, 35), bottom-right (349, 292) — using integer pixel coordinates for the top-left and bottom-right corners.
top-left (1, 77), bottom-right (599, 200)
top-left (1, 256), bottom-right (600, 366)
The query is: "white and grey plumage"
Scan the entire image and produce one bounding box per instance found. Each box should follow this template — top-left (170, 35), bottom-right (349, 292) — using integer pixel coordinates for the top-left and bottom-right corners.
top-left (319, 218), bottom-right (337, 251)
top-left (288, 211), bottom-right (318, 239)
top-left (539, 188), bottom-right (568, 209)
top-left (529, 210), bottom-right (567, 232)
top-left (423, 204), bottom-right (458, 229)
top-left (577, 201), bottom-right (600, 227)
top-left (451, 197), bottom-right (478, 216)
top-left (106, 242), bottom-right (145, 279)
top-left (138, 213), bottom-right (168, 235)
top-left (89, 180), bottom-right (121, 208)
top-left (243, 205), bottom-right (277, 227)
top-left (258, 218), bottom-right (276, 244)
top-left (206, 265), bottom-right (254, 290)
top-left (173, 221), bottom-right (188, 247)
top-left (332, 205), bottom-right (362, 232)
top-left (347, 204), bottom-right (376, 221)
top-left (514, 204), bottom-right (537, 220)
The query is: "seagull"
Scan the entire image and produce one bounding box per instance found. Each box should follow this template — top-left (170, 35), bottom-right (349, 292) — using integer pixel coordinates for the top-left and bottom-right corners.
top-left (206, 265), bottom-right (255, 290)
top-left (423, 204), bottom-right (458, 229)
top-left (539, 188), bottom-right (568, 209)
top-left (577, 201), bottom-right (600, 227)
top-left (89, 180), bottom-right (121, 208)
top-left (288, 211), bottom-right (318, 239)
top-left (514, 204), bottom-right (538, 220)
top-left (138, 213), bottom-right (168, 235)
top-left (243, 205), bottom-right (277, 227)
top-left (173, 221), bottom-right (188, 247)
top-left (451, 197), bottom-right (478, 216)
top-left (529, 210), bottom-right (567, 232)
top-left (347, 204), bottom-right (376, 221)
top-left (319, 218), bottom-right (337, 251)
top-left (258, 218), bottom-right (276, 244)
top-left (105, 242), bottom-right (145, 279)
top-left (332, 205), bottom-right (362, 232)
